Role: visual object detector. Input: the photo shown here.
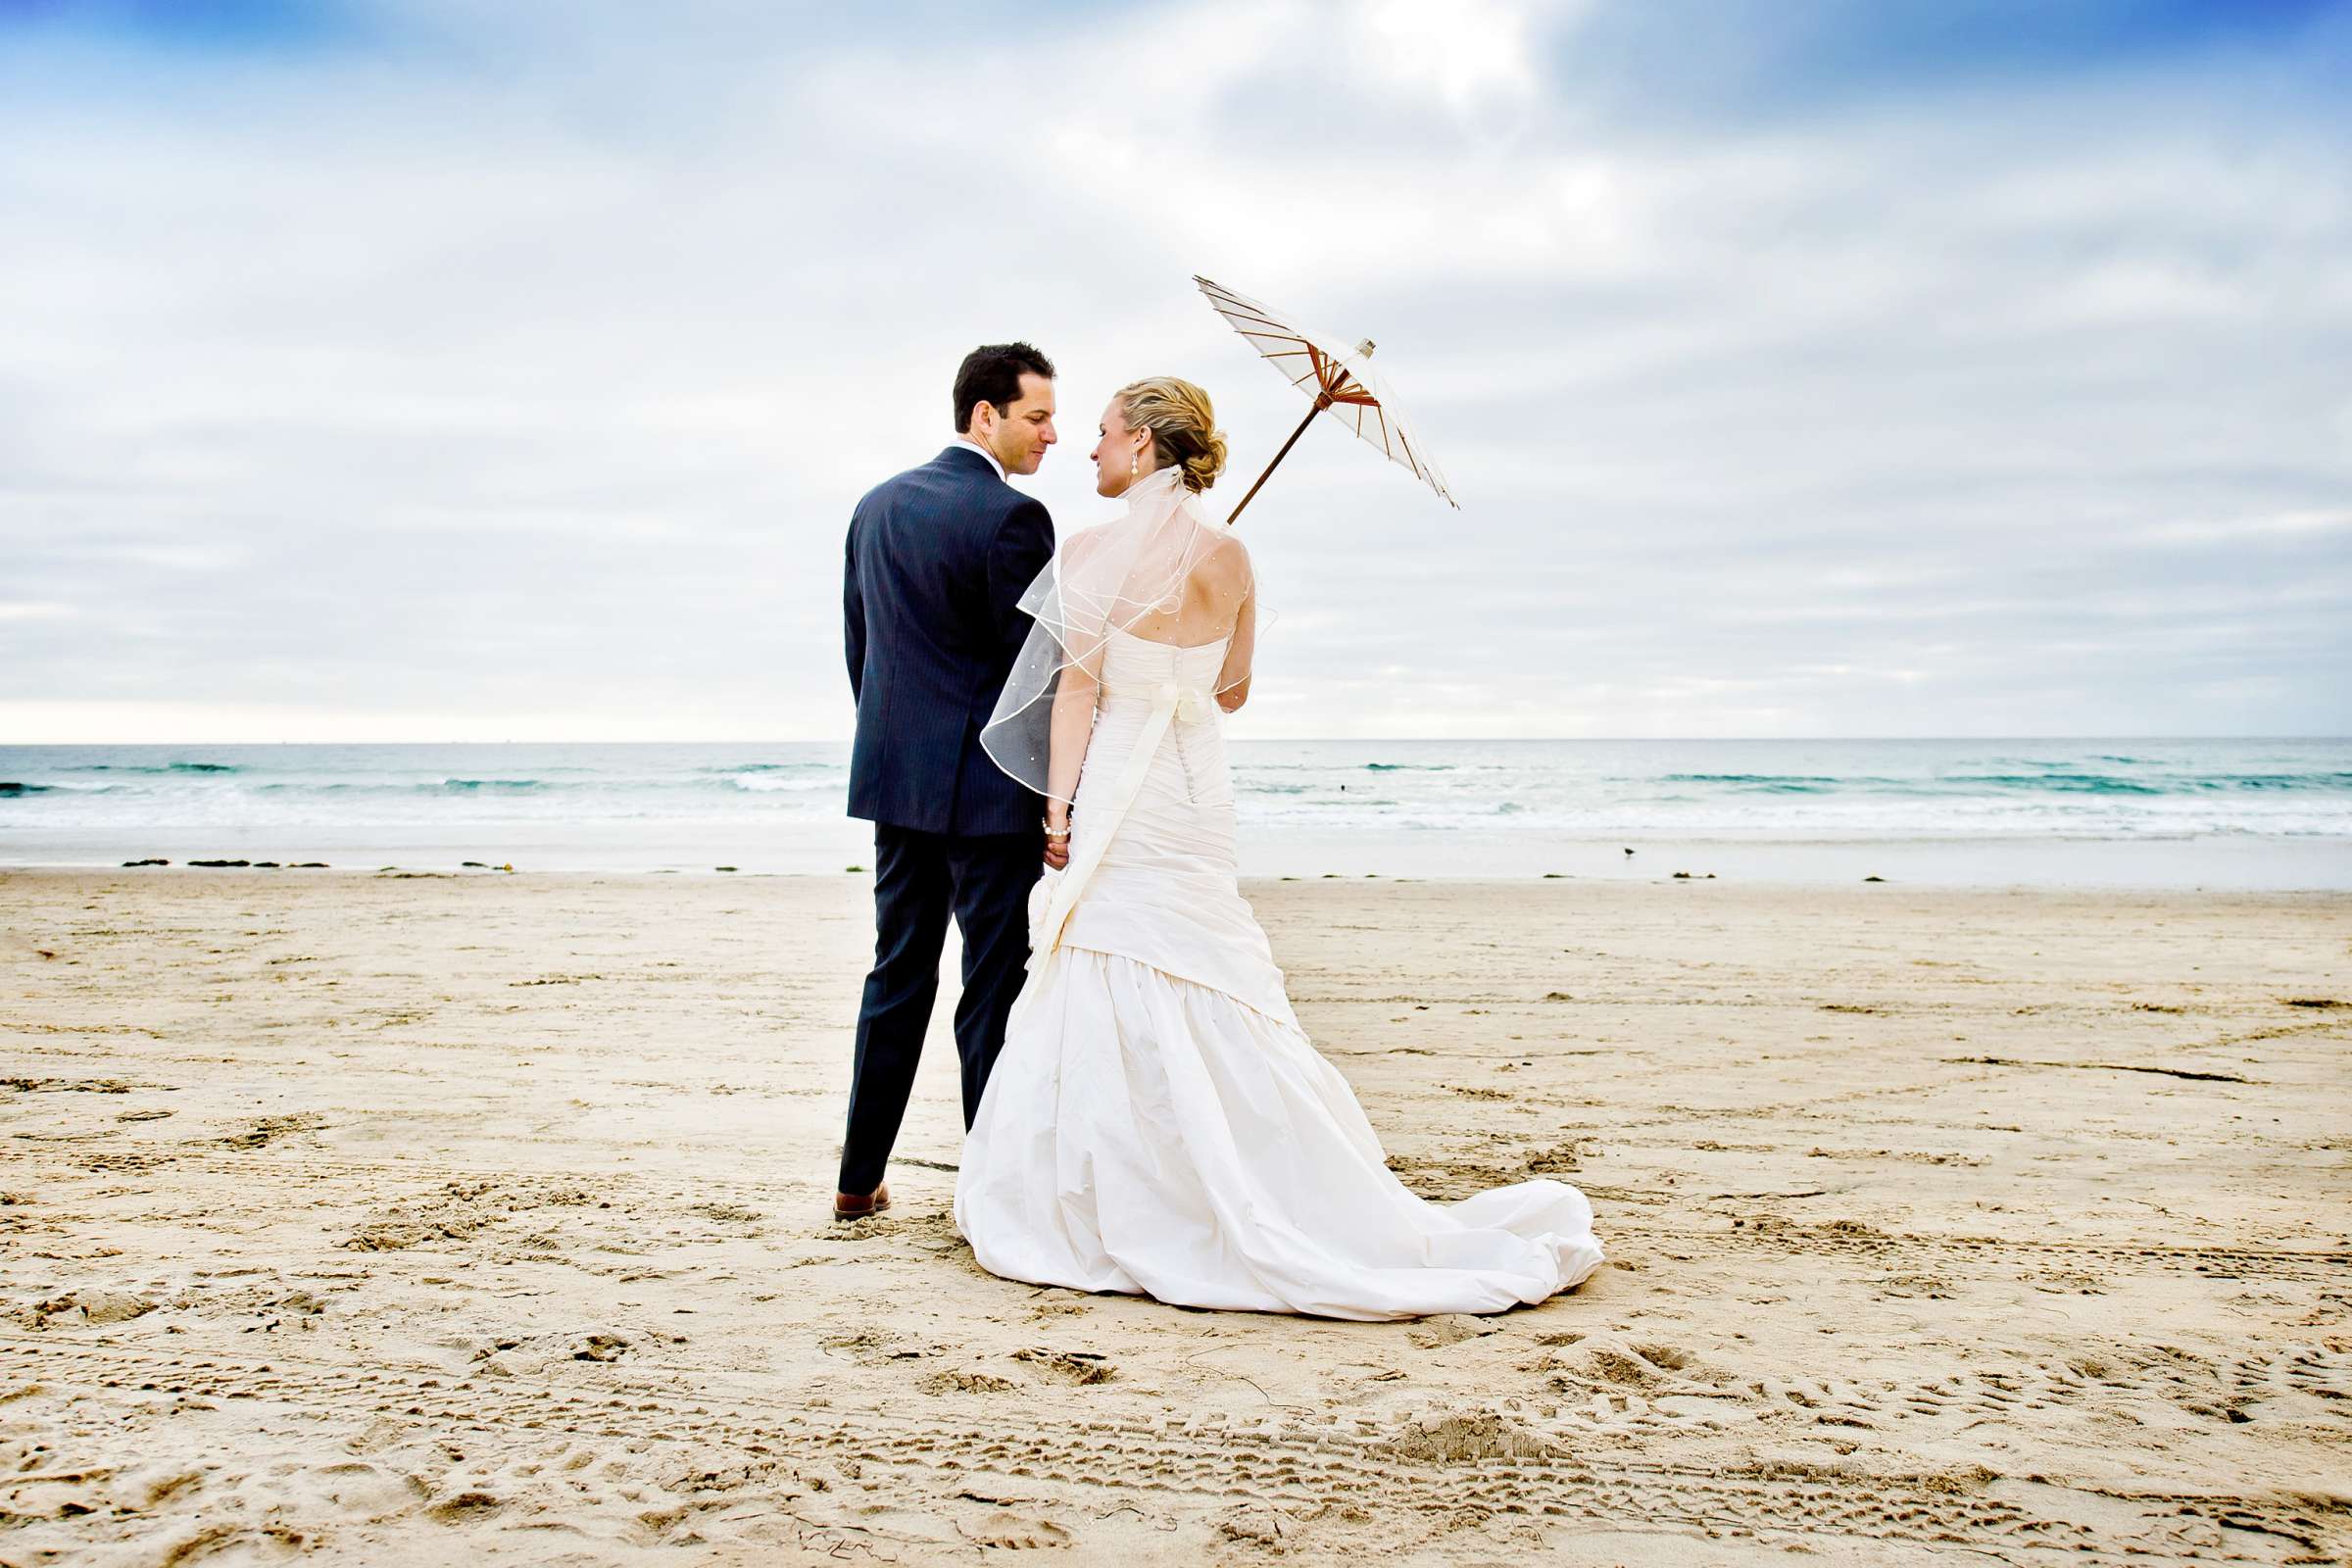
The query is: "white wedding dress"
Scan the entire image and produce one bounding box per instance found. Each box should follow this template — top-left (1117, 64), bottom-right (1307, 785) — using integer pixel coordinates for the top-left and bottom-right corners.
top-left (954, 626), bottom-right (1604, 1320)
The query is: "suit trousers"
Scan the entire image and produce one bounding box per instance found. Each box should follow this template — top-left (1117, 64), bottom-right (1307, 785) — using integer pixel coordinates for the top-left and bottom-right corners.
top-left (838, 822), bottom-right (1041, 1196)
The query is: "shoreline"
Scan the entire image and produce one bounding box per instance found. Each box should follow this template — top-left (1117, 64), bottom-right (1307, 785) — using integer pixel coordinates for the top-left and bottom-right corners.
top-left (9, 861), bottom-right (2352, 892)
top-left (5, 828), bottom-right (2350, 890)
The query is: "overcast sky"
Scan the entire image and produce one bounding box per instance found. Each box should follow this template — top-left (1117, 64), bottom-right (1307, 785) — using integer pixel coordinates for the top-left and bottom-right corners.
top-left (4, 0), bottom-right (2347, 742)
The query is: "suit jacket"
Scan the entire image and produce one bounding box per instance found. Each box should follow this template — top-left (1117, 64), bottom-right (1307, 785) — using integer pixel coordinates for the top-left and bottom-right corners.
top-left (844, 445), bottom-right (1054, 836)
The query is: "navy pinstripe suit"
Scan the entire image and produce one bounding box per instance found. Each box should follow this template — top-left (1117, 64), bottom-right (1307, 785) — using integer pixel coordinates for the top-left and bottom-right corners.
top-left (839, 444), bottom-right (1054, 1195)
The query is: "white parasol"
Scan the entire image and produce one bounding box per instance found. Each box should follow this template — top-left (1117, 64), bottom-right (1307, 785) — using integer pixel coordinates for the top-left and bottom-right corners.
top-left (1194, 273), bottom-right (1458, 521)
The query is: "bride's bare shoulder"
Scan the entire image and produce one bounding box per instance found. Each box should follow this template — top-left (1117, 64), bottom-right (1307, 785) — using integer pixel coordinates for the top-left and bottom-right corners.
top-left (1201, 528), bottom-right (1253, 583)
top-left (1059, 523), bottom-right (1113, 567)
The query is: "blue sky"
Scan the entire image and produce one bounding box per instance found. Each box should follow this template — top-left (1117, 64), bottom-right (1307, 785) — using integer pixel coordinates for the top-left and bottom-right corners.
top-left (2, 0), bottom-right (2346, 741)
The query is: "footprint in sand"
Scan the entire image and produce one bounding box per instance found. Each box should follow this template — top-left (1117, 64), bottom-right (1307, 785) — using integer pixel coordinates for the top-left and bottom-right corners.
top-left (156, 1525), bottom-right (307, 1565)
top-left (1409, 1313), bottom-right (1504, 1350)
top-left (424, 1490), bottom-right (502, 1524)
top-left (919, 1368), bottom-right (1017, 1395)
top-left (964, 1514), bottom-right (1073, 1548)
top-left (1010, 1349), bottom-right (1116, 1386)
top-left (1380, 1410), bottom-right (1557, 1463)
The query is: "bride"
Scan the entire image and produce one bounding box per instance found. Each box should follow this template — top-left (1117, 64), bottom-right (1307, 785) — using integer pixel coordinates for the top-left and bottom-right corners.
top-left (954, 376), bottom-right (1602, 1320)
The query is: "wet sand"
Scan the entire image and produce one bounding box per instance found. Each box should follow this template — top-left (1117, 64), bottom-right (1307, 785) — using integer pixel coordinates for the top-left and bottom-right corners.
top-left (3, 869), bottom-right (2347, 1564)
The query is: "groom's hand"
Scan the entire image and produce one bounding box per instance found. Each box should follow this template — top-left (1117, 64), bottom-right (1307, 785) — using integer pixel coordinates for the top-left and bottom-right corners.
top-left (1044, 838), bottom-right (1070, 871)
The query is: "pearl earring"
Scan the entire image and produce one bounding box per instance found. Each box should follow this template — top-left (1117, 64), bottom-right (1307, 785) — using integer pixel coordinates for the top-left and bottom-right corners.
top-left (1130, 451), bottom-right (1139, 480)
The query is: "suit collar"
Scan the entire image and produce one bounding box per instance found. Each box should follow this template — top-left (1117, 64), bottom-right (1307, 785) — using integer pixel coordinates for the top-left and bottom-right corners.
top-left (940, 441), bottom-right (1007, 482)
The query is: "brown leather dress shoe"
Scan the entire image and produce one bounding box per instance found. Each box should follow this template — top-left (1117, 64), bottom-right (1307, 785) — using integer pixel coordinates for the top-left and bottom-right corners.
top-left (832, 1183), bottom-right (891, 1221)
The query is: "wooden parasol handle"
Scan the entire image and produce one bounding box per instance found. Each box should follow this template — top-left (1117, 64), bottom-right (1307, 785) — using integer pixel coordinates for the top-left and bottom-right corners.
top-left (1224, 392), bottom-right (1332, 526)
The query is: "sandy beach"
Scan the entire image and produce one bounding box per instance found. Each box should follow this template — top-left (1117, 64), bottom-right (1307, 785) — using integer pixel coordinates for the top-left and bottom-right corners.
top-left (3, 867), bottom-right (2346, 1565)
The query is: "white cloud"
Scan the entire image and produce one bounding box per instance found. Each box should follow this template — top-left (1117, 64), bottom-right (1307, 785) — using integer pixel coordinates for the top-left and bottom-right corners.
top-left (1363, 0), bottom-right (1563, 114)
top-left (2152, 510), bottom-right (2352, 545)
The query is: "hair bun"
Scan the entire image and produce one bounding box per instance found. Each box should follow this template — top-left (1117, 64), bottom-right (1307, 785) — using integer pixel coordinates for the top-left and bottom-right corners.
top-left (1183, 426), bottom-right (1228, 493)
top-left (1116, 376), bottom-right (1227, 492)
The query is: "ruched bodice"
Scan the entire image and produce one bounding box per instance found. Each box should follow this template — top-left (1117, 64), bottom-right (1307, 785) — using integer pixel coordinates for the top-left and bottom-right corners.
top-left (1092, 628), bottom-right (1235, 794)
top-left (1098, 629), bottom-right (1229, 705)
top-left (1091, 633), bottom-right (1236, 808)
top-left (1041, 628), bottom-right (1286, 1018)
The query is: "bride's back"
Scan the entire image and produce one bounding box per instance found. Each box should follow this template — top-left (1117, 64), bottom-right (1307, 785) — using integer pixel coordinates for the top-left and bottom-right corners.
top-left (1116, 529), bottom-right (1251, 650)
top-left (1060, 514), bottom-right (1255, 706)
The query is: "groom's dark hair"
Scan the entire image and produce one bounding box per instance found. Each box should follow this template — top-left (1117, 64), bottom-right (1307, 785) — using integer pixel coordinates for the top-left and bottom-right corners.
top-left (954, 342), bottom-right (1055, 433)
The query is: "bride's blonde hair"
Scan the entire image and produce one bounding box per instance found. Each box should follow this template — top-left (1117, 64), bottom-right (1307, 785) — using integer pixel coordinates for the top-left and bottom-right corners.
top-left (1116, 376), bottom-right (1228, 493)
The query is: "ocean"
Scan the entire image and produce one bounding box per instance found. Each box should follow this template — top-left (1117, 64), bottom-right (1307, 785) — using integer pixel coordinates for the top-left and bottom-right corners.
top-left (2, 739), bottom-right (2348, 888)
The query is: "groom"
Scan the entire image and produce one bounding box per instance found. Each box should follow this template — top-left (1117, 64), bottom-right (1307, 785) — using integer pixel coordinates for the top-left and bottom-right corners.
top-left (835, 342), bottom-right (1060, 1221)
